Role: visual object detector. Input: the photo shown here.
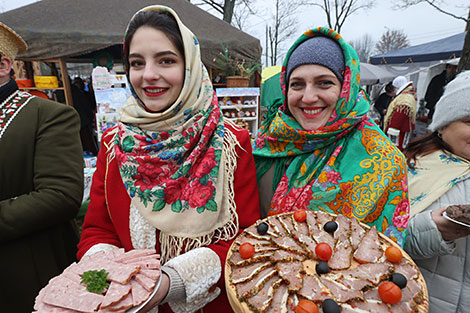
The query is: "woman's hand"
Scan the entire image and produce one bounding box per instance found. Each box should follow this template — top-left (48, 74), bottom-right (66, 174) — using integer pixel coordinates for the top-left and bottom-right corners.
top-left (431, 207), bottom-right (470, 241)
top-left (140, 273), bottom-right (170, 312)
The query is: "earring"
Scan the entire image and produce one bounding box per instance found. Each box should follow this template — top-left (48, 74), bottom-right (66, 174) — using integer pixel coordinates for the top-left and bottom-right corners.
top-left (437, 132), bottom-right (442, 138)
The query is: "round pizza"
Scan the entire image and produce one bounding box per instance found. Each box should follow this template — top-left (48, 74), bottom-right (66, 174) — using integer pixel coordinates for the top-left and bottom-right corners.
top-left (225, 210), bottom-right (428, 313)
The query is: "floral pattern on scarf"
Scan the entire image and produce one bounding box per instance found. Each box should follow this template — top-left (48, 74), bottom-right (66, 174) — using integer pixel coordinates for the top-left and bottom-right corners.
top-left (253, 27), bottom-right (409, 246)
top-left (115, 100), bottom-right (224, 214)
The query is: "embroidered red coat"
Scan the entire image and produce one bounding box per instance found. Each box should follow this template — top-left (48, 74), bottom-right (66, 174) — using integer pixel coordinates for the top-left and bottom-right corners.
top-left (78, 122), bottom-right (260, 313)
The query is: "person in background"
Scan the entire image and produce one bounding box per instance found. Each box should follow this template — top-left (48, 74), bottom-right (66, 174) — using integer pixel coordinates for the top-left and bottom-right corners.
top-left (424, 59), bottom-right (458, 121)
top-left (71, 76), bottom-right (98, 155)
top-left (0, 22), bottom-right (83, 312)
top-left (404, 70), bottom-right (470, 313)
top-left (383, 76), bottom-right (417, 150)
top-left (374, 81), bottom-right (395, 126)
top-left (253, 27), bottom-right (409, 247)
top-left (78, 6), bottom-right (259, 312)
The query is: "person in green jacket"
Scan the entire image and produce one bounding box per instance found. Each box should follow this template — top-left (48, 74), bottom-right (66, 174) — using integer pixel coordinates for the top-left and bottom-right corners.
top-left (0, 22), bottom-right (83, 312)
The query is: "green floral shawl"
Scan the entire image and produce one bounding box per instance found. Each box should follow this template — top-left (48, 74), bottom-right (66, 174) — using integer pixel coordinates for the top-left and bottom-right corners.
top-left (253, 27), bottom-right (409, 246)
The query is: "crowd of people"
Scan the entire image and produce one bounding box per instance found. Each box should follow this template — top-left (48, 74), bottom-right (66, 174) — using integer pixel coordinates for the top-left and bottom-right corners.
top-left (0, 5), bottom-right (468, 313)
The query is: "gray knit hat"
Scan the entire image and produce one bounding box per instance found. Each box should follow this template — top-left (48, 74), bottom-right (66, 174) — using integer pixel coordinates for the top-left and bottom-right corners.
top-left (429, 70), bottom-right (470, 132)
top-left (286, 36), bottom-right (345, 83)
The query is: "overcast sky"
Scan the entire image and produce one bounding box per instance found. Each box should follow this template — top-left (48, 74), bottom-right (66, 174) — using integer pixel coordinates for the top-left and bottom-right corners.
top-left (1, 0), bottom-right (467, 59)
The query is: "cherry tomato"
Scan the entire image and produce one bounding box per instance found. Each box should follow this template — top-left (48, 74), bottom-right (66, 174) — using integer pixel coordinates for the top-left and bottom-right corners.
top-left (315, 242), bottom-right (333, 261)
top-left (238, 242), bottom-right (255, 259)
top-left (295, 299), bottom-right (319, 313)
top-left (378, 281), bottom-right (402, 304)
top-left (385, 246), bottom-right (403, 263)
top-left (294, 210), bottom-right (307, 223)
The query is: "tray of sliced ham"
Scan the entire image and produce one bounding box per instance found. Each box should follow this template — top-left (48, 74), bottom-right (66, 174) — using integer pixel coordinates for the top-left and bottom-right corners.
top-left (225, 211), bottom-right (428, 313)
top-left (33, 248), bottom-right (161, 313)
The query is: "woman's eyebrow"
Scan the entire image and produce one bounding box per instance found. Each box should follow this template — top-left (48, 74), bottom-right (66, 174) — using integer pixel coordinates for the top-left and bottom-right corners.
top-left (128, 50), bottom-right (178, 59)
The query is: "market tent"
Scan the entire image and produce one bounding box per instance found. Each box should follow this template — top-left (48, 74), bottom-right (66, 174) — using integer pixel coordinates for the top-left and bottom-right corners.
top-left (0, 0), bottom-right (262, 69)
top-left (370, 32), bottom-right (465, 65)
top-left (360, 63), bottom-right (395, 85)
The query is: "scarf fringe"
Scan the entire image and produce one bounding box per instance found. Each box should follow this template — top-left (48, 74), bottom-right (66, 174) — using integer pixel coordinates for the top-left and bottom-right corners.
top-left (159, 125), bottom-right (240, 263)
top-left (104, 127), bottom-right (119, 163)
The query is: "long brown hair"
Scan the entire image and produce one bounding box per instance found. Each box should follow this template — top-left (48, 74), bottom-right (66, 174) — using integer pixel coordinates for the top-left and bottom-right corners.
top-left (404, 131), bottom-right (451, 169)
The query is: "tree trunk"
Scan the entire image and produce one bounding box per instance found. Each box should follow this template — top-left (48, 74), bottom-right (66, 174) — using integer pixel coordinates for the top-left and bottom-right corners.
top-left (223, 0), bottom-right (235, 24)
top-left (457, 9), bottom-right (470, 73)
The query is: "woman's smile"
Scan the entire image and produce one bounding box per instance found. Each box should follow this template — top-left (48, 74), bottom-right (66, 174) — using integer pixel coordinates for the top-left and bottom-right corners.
top-left (128, 26), bottom-right (185, 112)
top-left (300, 106), bottom-right (325, 118)
top-left (143, 86), bottom-right (169, 97)
top-left (287, 64), bottom-right (341, 131)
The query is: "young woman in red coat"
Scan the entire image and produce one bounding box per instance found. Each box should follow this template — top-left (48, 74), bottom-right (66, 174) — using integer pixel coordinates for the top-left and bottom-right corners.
top-left (78, 5), bottom-right (260, 313)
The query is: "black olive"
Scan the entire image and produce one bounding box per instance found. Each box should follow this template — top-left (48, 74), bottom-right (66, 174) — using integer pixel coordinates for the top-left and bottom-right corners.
top-left (390, 273), bottom-right (407, 289)
top-left (316, 261), bottom-right (330, 275)
top-left (324, 221), bottom-right (338, 233)
top-left (257, 222), bottom-right (269, 235)
top-left (322, 299), bottom-right (341, 313)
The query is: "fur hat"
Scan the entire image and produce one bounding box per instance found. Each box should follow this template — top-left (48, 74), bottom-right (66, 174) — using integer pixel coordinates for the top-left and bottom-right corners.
top-left (0, 22), bottom-right (27, 61)
top-left (429, 70), bottom-right (470, 132)
top-left (286, 36), bottom-right (345, 83)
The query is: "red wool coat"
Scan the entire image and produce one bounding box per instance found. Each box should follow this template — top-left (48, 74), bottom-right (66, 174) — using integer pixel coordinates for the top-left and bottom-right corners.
top-left (78, 122), bottom-right (260, 313)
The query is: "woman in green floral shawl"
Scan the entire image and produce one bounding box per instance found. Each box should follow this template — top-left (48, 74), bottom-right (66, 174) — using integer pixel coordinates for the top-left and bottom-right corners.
top-left (253, 27), bottom-right (409, 246)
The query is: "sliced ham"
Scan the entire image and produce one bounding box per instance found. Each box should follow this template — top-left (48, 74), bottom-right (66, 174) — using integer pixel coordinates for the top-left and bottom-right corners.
top-left (42, 280), bottom-right (104, 312)
top-left (349, 300), bottom-right (389, 313)
top-left (401, 278), bottom-right (421, 302)
top-left (328, 236), bottom-right (352, 270)
top-left (293, 215), bottom-right (310, 237)
top-left (268, 217), bottom-right (289, 236)
top-left (237, 232), bottom-right (272, 246)
top-left (305, 210), bottom-right (319, 234)
top-left (98, 291), bottom-right (133, 312)
top-left (114, 249), bottom-right (156, 263)
top-left (130, 277), bottom-right (152, 306)
top-left (245, 275), bottom-right (282, 312)
top-left (286, 293), bottom-right (298, 313)
top-left (279, 214), bottom-right (296, 235)
top-left (34, 249), bottom-right (160, 313)
top-left (270, 249), bottom-right (306, 262)
top-left (235, 267), bottom-right (277, 298)
top-left (350, 217), bottom-right (366, 250)
top-left (338, 276), bottom-right (372, 290)
top-left (120, 255), bottom-right (160, 269)
top-left (320, 277), bottom-right (363, 302)
top-left (229, 246), bottom-right (273, 266)
top-left (390, 301), bottom-right (413, 313)
top-left (272, 235), bottom-right (306, 255)
top-left (231, 261), bottom-right (272, 284)
top-left (140, 268), bottom-right (161, 281)
top-left (334, 214), bottom-right (350, 240)
top-left (341, 263), bottom-right (391, 285)
top-left (276, 260), bottom-right (303, 291)
top-left (100, 282), bottom-right (131, 309)
top-left (297, 233), bottom-right (317, 257)
top-left (393, 260), bottom-right (419, 280)
top-left (298, 275), bottom-right (330, 301)
top-left (353, 226), bottom-right (383, 263)
top-left (34, 285), bottom-right (83, 313)
top-left (134, 273), bottom-right (157, 291)
top-left (363, 287), bottom-right (381, 301)
top-left (315, 210), bottom-right (333, 227)
top-left (265, 283), bottom-right (289, 313)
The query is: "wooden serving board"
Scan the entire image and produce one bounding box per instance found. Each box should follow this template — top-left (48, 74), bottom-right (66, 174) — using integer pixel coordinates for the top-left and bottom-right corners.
top-left (225, 212), bottom-right (428, 313)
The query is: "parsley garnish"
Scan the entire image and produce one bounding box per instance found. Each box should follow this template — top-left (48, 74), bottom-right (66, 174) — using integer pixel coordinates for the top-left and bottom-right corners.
top-left (81, 269), bottom-right (110, 294)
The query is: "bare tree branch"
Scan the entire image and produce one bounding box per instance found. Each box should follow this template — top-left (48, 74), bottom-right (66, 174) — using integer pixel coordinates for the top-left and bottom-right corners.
top-left (302, 0), bottom-right (375, 33)
top-left (396, 0), bottom-right (469, 22)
